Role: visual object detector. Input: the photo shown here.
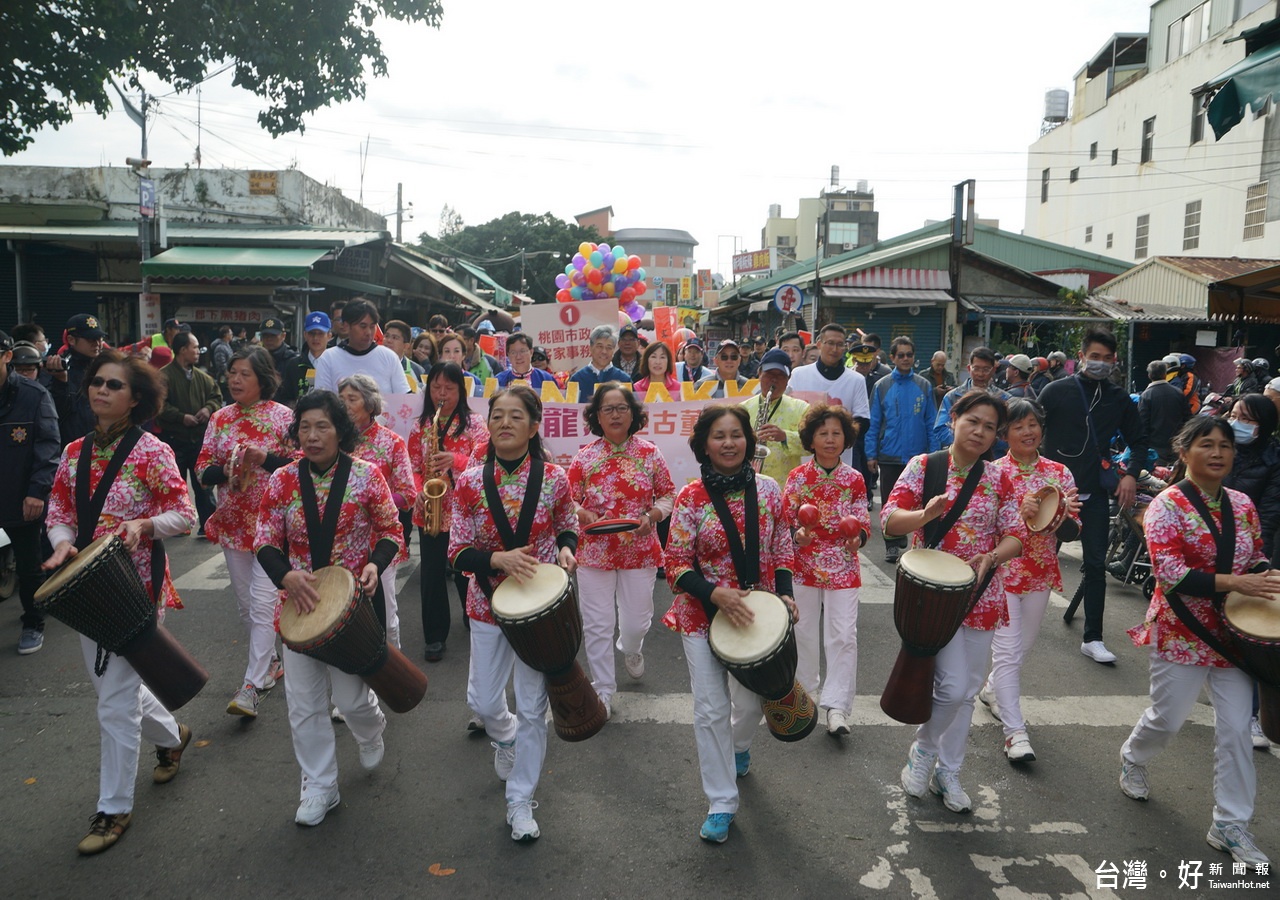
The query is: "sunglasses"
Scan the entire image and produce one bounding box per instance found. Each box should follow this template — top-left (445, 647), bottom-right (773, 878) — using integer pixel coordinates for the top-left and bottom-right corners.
top-left (89, 376), bottom-right (128, 391)
top-left (719, 354), bottom-right (740, 361)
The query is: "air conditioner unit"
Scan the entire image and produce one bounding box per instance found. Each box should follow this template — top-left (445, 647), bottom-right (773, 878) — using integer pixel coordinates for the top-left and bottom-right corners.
top-left (842, 242), bottom-right (854, 250)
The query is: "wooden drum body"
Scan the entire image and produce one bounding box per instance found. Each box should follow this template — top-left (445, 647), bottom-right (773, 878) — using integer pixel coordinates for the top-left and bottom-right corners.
top-left (1223, 591), bottom-right (1280, 743)
top-left (491, 564), bottom-right (606, 742)
top-left (709, 590), bottom-right (817, 742)
top-left (880, 549), bottom-right (977, 725)
top-left (279, 567), bottom-right (427, 714)
top-left (35, 534), bottom-right (208, 710)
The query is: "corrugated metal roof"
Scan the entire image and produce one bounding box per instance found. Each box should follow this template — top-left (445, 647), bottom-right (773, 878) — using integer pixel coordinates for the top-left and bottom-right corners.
top-left (389, 250), bottom-right (501, 313)
top-left (0, 222), bottom-right (387, 247)
top-left (1086, 294), bottom-right (1218, 322)
top-left (1158, 256), bottom-right (1280, 282)
top-left (141, 246), bottom-right (330, 281)
top-left (960, 294), bottom-right (1093, 315)
top-left (825, 287), bottom-right (952, 303)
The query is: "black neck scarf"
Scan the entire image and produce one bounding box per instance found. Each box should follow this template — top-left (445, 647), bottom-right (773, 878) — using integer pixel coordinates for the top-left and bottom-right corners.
top-left (815, 358), bottom-right (845, 381)
top-left (696, 464), bottom-right (760, 621)
top-left (297, 453), bottom-right (353, 570)
top-left (474, 455), bottom-right (544, 599)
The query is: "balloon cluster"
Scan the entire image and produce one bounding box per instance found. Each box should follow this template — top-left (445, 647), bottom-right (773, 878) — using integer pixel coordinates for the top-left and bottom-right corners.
top-left (555, 241), bottom-right (649, 322)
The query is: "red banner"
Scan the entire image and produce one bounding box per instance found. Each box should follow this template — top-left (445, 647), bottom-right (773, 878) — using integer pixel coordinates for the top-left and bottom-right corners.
top-left (654, 306), bottom-right (680, 353)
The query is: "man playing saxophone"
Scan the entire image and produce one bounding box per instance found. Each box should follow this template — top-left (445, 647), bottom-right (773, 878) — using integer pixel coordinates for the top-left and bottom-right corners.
top-left (738, 349), bottom-right (809, 487)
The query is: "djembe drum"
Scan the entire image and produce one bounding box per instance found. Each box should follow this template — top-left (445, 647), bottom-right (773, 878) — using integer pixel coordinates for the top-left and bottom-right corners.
top-left (1223, 591), bottom-right (1280, 743)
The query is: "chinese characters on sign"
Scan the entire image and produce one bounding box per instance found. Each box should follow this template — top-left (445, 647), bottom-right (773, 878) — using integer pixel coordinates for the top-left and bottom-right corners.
top-left (731, 248), bottom-right (777, 276)
top-left (1095, 858), bottom-right (1270, 891)
top-left (520, 298), bottom-right (619, 373)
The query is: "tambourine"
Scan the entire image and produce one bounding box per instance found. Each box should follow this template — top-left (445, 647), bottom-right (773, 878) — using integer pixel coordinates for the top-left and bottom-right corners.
top-left (1026, 485), bottom-right (1067, 534)
top-left (584, 517), bottom-right (642, 535)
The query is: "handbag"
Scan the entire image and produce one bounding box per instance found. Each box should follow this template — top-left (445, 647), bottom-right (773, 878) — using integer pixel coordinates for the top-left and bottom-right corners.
top-left (1074, 377), bottom-right (1121, 493)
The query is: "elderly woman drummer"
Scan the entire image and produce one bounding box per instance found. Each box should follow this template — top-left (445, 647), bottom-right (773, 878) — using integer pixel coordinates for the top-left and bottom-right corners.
top-left (254, 391), bottom-right (404, 828)
top-left (664, 403), bottom-right (796, 845)
top-left (43, 350), bottom-right (197, 855)
top-left (1120, 416), bottom-right (1280, 870)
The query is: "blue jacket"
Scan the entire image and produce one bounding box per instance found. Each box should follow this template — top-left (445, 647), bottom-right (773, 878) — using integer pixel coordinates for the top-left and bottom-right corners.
top-left (930, 380), bottom-right (1011, 453)
top-left (866, 369), bottom-right (936, 464)
top-left (569, 364), bottom-right (631, 401)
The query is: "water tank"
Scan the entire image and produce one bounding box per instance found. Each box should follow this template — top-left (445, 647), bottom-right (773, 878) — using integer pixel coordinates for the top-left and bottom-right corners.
top-left (768, 203), bottom-right (782, 219)
top-left (1044, 89), bottom-right (1069, 123)
top-left (857, 180), bottom-right (869, 194)
top-left (830, 165), bottom-right (840, 186)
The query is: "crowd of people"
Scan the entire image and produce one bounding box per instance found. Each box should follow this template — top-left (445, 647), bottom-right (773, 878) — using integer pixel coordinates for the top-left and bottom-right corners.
top-left (3, 302), bottom-right (1275, 869)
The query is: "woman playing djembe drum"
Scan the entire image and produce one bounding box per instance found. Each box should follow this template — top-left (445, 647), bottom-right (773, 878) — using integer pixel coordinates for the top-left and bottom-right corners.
top-left (447, 384), bottom-right (577, 843)
top-left (782, 403), bottom-right (869, 737)
top-left (196, 346), bottom-right (295, 718)
top-left (254, 391), bottom-right (404, 828)
top-left (882, 390), bottom-right (1026, 815)
top-left (43, 350), bottom-right (197, 855)
top-left (409, 362), bottom-right (488, 663)
top-left (338, 374), bottom-right (416, 648)
top-left (980, 398), bottom-right (1081, 763)
top-left (1120, 416), bottom-right (1280, 870)
top-left (664, 404), bottom-right (796, 845)
top-left (569, 382), bottom-right (675, 718)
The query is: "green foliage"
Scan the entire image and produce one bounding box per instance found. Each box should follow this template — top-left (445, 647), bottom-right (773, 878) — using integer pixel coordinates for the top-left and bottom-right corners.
top-left (419, 211), bottom-right (603, 304)
top-left (1, 0), bottom-right (444, 156)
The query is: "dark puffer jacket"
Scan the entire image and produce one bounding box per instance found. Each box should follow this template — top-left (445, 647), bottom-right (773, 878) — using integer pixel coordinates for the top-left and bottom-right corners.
top-left (1225, 437), bottom-right (1280, 558)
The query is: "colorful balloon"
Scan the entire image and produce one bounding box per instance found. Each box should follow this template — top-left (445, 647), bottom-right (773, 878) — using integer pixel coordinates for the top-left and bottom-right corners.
top-left (556, 289), bottom-right (572, 303)
top-left (589, 251), bottom-right (603, 267)
top-left (627, 255), bottom-right (641, 270)
top-left (555, 274), bottom-right (569, 289)
top-left (578, 242), bottom-right (593, 256)
top-left (634, 281), bottom-right (646, 295)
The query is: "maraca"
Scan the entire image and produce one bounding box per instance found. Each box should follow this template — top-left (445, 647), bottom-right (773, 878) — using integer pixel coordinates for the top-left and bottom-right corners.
top-left (839, 515), bottom-right (862, 541)
top-left (797, 504), bottom-right (820, 529)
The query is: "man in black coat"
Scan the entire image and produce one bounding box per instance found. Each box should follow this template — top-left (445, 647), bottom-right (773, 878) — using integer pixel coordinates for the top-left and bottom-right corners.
top-left (0, 330), bottom-right (61, 654)
top-left (1139, 360), bottom-right (1189, 465)
top-left (1039, 329), bottom-right (1148, 667)
top-left (44, 313), bottom-right (104, 447)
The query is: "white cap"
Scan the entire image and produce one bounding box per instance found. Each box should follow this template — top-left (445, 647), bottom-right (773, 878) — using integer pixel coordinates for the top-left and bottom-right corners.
top-left (1007, 354), bottom-right (1035, 374)
top-left (1267, 376), bottom-right (1280, 394)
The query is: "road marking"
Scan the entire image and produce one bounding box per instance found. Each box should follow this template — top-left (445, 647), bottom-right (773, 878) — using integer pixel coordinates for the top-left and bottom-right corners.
top-left (173, 554), bottom-right (230, 591)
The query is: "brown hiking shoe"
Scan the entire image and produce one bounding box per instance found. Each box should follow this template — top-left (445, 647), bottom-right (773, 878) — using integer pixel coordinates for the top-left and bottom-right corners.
top-left (77, 811), bottom-right (132, 855)
top-left (153, 724), bottom-right (191, 784)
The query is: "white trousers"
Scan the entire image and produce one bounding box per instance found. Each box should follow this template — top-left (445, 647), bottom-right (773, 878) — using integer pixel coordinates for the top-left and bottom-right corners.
top-left (682, 635), bottom-right (742, 815)
top-left (794, 585), bottom-right (860, 714)
top-left (915, 626), bottom-right (994, 773)
top-left (1122, 653), bottom-right (1255, 826)
top-left (79, 634), bottom-right (181, 814)
top-left (282, 645), bottom-right (385, 800)
top-left (223, 548), bottom-right (279, 689)
top-left (988, 589), bottom-right (1050, 736)
top-left (576, 565), bottom-right (656, 702)
top-left (380, 564), bottom-right (401, 648)
top-left (467, 619), bottom-right (548, 805)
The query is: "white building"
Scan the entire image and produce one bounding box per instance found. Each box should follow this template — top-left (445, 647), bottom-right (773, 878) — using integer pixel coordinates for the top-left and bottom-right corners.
top-left (1025, 0), bottom-right (1277, 263)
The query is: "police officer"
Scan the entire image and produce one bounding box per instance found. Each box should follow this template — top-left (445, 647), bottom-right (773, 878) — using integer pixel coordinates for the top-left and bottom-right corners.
top-left (45, 313), bottom-right (105, 446)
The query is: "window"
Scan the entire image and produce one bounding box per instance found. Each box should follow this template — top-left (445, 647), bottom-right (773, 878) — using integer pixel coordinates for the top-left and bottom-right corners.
top-left (1191, 92), bottom-right (1206, 144)
top-left (1106, 232), bottom-right (1114, 249)
top-left (1169, 2), bottom-right (1213, 62)
top-left (1085, 225), bottom-right (1093, 243)
top-left (776, 235), bottom-right (791, 247)
top-left (1111, 148), bottom-right (1119, 166)
top-left (1135, 214), bottom-right (1150, 258)
top-left (1184, 200), bottom-right (1202, 250)
top-left (1245, 181), bottom-right (1268, 240)
top-left (1090, 142), bottom-right (1098, 160)
top-left (1141, 117), bottom-right (1156, 163)
top-left (828, 222), bottom-right (860, 245)
top-left (1070, 167), bottom-right (1079, 183)
top-left (1239, 0), bottom-right (1269, 20)
top-left (1041, 168), bottom-right (1050, 203)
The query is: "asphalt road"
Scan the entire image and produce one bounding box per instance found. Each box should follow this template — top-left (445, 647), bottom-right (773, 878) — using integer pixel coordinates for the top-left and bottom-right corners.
top-left (2, 517), bottom-right (1275, 899)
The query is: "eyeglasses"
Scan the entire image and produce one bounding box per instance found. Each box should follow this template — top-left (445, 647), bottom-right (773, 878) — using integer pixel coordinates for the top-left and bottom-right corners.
top-left (601, 405), bottom-right (631, 416)
top-left (532, 355), bottom-right (547, 362)
top-left (719, 354), bottom-right (740, 361)
top-left (89, 376), bottom-right (128, 391)
top-left (13, 364), bottom-right (38, 372)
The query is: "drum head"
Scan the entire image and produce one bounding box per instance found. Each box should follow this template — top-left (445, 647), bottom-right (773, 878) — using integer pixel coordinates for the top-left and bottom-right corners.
top-left (280, 566), bottom-right (355, 644)
top-left (1224, 591), bottom-right (1280, 640)
top-left (709, 591), bottom-right (790, 664)
top-left (1029, 487), bottom-right (1062, 533)
top-left (35, 533), bottom-right (120, 602)
top-left (491, 563), bottom-right (569, 619)
top-left (898, 548), bottom-right (976, 588)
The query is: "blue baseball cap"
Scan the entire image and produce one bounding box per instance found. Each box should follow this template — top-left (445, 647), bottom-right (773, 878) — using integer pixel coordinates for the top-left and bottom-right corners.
top-left (304, 311), bottom-right (332, 332)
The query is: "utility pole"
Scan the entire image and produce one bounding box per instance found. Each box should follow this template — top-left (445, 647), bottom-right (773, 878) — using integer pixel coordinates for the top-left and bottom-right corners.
top-left (396, 182), bottom-right (403, 243)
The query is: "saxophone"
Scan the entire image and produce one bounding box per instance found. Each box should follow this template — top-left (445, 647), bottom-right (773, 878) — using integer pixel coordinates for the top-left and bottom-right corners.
top-left (753, 385), bottom-right (773, 473)
top-left (422, 407), bottom-right (449, 537)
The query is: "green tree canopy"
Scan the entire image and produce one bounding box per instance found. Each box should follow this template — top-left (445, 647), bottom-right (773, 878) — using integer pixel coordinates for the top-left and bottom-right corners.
top-left (2, 0), bottom-right (444, 156)
top-left (419, 211), bottom-right (602, 304)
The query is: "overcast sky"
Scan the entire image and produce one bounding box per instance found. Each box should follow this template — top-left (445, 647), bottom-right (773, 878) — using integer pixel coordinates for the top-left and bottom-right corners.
top-left (10, 1), bottom-right (1160, 276)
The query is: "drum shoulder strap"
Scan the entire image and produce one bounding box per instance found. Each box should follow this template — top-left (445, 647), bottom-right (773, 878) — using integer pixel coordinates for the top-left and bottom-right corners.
top-left (922, 450), bottom-right (983, 550)
top-left (74, 427), bottom-right (145, 550)
top-left (475, 457), bottom-right (545, 600)
top-left (298, 453), bottom-right (354, 571)
top-left (697, 478), bottom-right (761, 623)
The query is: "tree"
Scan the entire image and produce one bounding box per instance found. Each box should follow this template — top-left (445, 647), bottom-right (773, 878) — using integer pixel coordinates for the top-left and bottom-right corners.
top-left (438, 203), bottom-right (464, 239)
top-left (420, 212), bottom-right (602, 303)
top-left (1, 0), bottom-right (444, 156)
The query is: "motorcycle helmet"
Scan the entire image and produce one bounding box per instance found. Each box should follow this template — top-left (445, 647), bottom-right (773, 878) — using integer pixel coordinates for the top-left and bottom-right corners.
top-left (1234, 358), bottom-right (1253, 373)
top-left (1162, 353), bottom-right (1182, 372)
top-left (1032, 356), bottom-right (1048, 372)
top-left (1178, 353), bottom-right (1196, 369)
top-left (1252, 357), bottom-right (1270, 377)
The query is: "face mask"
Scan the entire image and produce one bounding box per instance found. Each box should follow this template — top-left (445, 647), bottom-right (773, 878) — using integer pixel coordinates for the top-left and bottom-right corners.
top-left (1232, 420), bottom-right (1258, 445)
top-left (1080, 359), bottom-right (1113, 380)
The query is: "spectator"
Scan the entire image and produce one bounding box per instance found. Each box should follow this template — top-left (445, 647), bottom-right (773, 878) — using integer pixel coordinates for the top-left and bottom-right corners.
top-left (931, 347), bottom-right (1010, 452)
top-left (10, 342), bottom-right (43, 382)
top-left (157, 331), bottom-right (221, 533)
top-left (803, 344), bottom-right (822, 365)
top-left (496, 333), bottom-right (554, 390)
top-left (411, 332), bottom-right (437, 369)
top-left (383, 319), bottom-right (425, 393)
top-left (1227, 358), bottom-right (1261, 398)
top-left (437, 334), bottom-right (483, 396)
top-left (1029, 357), bottom-right (1052, 395)
top-left (612, 323), bottom-right (643, 381)
top-left (634, 341), bottom-right (680, 395)
top-left (210, 325), bottom-right (235, 401)
top-left (1224, 394), bottom-right (1280, 565)
top-left (696, 339), bottom-right (749, 398)
top-left (10, 324), bottom-right (52, 389)
top-left (677, 338), bottom-right (710, 383)
top-left (1045, 350), bottom-right (1069, 381)
top-left (927, 350), bottom-right (955, 404)
top-left (1140, 360), bottom-right (1189, 465)
top-left (778, 331), bottom-right (806, 371)
top-left (455, 325), bottom-right (496, 383)
top-left (531, 345), bottom-right (553, 375)
top-left (314, 298), bottom-right (408, 397)
top-left (1004, 355), bottom-right (1037, 399)
top-left (849, 343), bottom-right (890, 389)
top-left (150, 318), bottom-right (188, 350)
top-left (569, 326), bottom-right (630, 401)
top-left (279, 311), bottom-right (331, 407)
top-left (259, 317), bottom-right (297, 379)
top-left (46, 312), bottom-right (105, 446)
top-left (788, 323), bottom-right (871, 469)
top-left (427, 314), bottom-right (450, 340)
top-left (327, 299), bottom-right (349, 347)
top-left (740, 336), bottom-right (768, 379)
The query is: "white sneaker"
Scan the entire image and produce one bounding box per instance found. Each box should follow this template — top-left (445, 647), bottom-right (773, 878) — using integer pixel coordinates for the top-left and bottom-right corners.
top-left (506, 800), bottom-right (540, 842)
top-left (929, 768), bottom-right (972, 813)
top-left (826, 709), bottom-right (850, 736)
top-left (1119, 756), bottom-right (1150, 801)
top-left (467, 714), bottom-right (485, 733)
top-left (1250, 716), bottom-right (1271, 750)
top-left (624, 653), bottom-right (645, 679)
top-left (978, 680), bottom-right (998, 715)
top-left (600, 697), bottom-right (612, 721)
top-left (295, 791), bottom-right (340, 826)
top-left (1207, 820), bottom-right (1270, 868)
top-left (331, 706), bottom-right (345, 723)
top-left (226, 685), bottom-right (259, 717)
top-left (359, 736), bottom-right (384, 771)
top-left (1081, 640), bottom-right (1117, 664)
top-left (492, 739), bottom-right (516, 781)
top-left (900, 741), bottom-right (937, 798)
top-left (1004, 730), bottom-right (1036, 762)
top-left (262, 654), bottom-right (282, 690)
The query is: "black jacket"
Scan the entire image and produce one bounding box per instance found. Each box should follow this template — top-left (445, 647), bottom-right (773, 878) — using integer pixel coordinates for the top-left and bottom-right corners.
top-left (48, 349), bottom-right (96, 447)
top-left (0, 375), bottom-right (61, 527)
top-left (1039, 373), bottom-right (1148, 492)
top-left (1225, 437), bottom-right (1280, 558)
top-left (268, 343), bottom-right (298, 379)
top-left (1139, 380), bottom-right (1190, 461)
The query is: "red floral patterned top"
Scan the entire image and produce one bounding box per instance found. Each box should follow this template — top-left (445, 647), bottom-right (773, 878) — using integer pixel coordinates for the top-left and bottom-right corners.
top-left (783, 460), bottom-right (869, 590)
top-left (881, 453), bottom-right (1026, 631)
top-left (663, 475), bottom-right (795, 638)
top-left (990, 454), bottom-right (1079, 594)
top-left (1129, 483), bottom-right (1265, 666)
top-left (447, 455), bottom-right (577, 625)
top-left (407, 413), bottom-right (489, 530)
top-left (254, 456), bottom-right (404, 576)
top-left (196, 400), bottom-right (296, 551)
top-left (47, 432), bottom-right (196, 609)
top-left (568, 435), bottom-right (676, 570)
top-left (352, 422), bottom-right (415, 564)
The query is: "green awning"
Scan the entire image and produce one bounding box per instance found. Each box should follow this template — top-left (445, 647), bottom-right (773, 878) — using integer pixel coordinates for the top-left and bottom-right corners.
top-left (1205, 41), bottom-right (1280, 140)
top-left (141, 246), bottom-right (328, 281)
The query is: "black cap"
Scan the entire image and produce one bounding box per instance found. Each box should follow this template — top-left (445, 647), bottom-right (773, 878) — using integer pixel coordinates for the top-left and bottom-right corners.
top-left (531, 346), bottom-right (548, 360)
top-left (759, 348), bottom-right (791, 374)
top-left (618, 323), bottom-right (639, 338)
top-left (0, 330), bottom-right (11, 352)
top-left (66, 313), bottom-right (107, 340)
top-left (10, 341), bottom-right (40, 365)
top-left (260, 317), bottom-right (285, 335)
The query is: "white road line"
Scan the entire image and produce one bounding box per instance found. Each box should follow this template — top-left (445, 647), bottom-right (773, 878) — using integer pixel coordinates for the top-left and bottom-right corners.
top-left (173, 553), bottom-right (230, 591)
